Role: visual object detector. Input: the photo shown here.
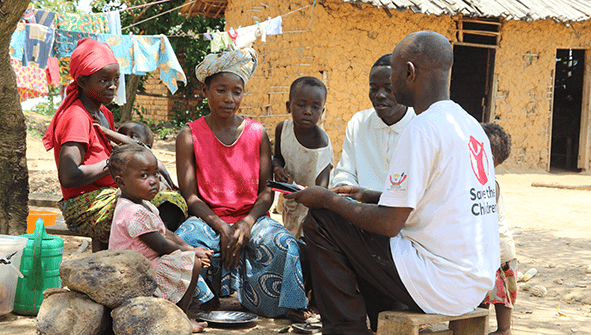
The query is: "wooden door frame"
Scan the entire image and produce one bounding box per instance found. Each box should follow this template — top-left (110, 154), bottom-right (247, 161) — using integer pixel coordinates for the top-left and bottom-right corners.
top-left (451, 42), bottom-right (498, 122)
top-left (550, 47), bottom-right (590, 171)
top-left (579, 50), bottom-right (591, 171)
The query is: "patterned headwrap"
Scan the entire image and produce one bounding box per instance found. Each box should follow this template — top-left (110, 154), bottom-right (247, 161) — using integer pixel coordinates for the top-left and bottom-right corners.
top-left (195, 48), bottom-right (258, 85)
top-left (43, 39), bottom-right (118, 150)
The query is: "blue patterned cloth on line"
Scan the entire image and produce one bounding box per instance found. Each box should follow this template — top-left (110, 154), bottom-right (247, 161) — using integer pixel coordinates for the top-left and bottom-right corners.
top-left (52, 29), bottom-right (98, 59)
top-left (10, 23), bottom-right (26, 61)
top-left (98, 33), bottom-right (133, 74)
top-left (132, 35), bottom-right (186, 94)
top-left (176, 216), bottom-right (307, 317)
top-left (23, 24), bottom-right (55, 69)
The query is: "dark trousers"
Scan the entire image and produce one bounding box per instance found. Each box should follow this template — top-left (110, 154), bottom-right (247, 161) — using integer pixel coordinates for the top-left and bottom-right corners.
top-left (303, 208), bottom-right (423, 334)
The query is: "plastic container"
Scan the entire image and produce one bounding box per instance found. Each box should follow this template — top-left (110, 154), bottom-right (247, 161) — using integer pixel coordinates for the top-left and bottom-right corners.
top-left (26, 210), bottom-right (60, 234)
top-left (0, 234), bottom-right (28, 317)
top-left (13, 218), bottom-right (63, 315)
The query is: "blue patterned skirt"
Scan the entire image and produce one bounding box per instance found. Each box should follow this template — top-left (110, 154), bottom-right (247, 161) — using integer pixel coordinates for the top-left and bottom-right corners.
top-left (175, 216), bottom-right (307, 317)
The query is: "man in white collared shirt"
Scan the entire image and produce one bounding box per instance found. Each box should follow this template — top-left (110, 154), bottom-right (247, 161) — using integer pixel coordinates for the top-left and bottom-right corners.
top-left (331, 54), bottom-right (415, 191)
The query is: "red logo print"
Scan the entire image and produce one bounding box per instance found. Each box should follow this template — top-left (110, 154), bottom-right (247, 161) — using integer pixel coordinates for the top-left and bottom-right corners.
top-left (468, 136), bottom-right (489, 186)
top-left (389, 173), bottom-right (406, 186)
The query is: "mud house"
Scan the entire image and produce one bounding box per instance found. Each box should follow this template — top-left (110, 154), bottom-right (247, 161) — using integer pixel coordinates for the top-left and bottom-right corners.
top-left (166, 0), bottom-right (591, 171)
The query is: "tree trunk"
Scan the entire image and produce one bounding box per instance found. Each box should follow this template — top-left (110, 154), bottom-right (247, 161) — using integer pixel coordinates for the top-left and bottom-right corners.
top-left (119, 74), bottom-right (141, 121)
top-left (0, 0), bottom-right (31, 235)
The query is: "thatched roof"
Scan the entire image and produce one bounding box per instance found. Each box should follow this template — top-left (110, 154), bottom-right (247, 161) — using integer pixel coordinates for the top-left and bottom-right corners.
top-left (180, 0), bottom-right (226, 19)
top-left (180, 0), bottom-right (591, 22)
top-left (342, 0), bottom-right (591, 22)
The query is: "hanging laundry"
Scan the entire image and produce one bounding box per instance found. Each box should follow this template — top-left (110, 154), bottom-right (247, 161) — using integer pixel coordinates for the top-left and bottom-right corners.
top-left (53, 30), bottom-right (99, 85)
top-left (234, 24), bottom-right (267, 49)
top-left (203, 30), bottom-right (213, 40)
top-left (97, 33), bottom-right (133, 74)
top-left (132, 35), bottom-right (187, 94)
top-left (34, 9), bottom-right (56, 28)
top-left (23, 24), bottom-right (55, 69)
top-left (106, 10), bottom-right (121, 34)
top-left (53, 29), bottom-right (99, 59)
top-left (210, 31), bottom-right (233, 52)
top-left (46, 57), bottom-right (60, 88)
top-left (10, 58), bottom-right (49, 102)
top-left (55, 12), bottom-right (110, 33)
top-left (265, 16), bottom-right (282, 35)
top-left (20, 7), bottom-right (36, 24)
top-left (9, 23), bottom-right (26, 61)
top-left (104, 10), bottom-right (126, 106)
top-left (228, 27), bottom-right (238, 41)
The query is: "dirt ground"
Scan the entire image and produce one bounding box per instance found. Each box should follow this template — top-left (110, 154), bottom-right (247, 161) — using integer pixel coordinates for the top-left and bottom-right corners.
top-left (2, 112), bottom-right (591, 334)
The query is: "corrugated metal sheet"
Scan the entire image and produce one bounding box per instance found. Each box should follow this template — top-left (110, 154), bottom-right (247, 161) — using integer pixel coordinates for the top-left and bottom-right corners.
top-left (342, 0), bottom-right (591, 22)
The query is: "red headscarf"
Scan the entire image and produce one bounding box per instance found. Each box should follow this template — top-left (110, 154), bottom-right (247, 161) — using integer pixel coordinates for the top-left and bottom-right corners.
top-left (43, 39), bottom-right (118, 150)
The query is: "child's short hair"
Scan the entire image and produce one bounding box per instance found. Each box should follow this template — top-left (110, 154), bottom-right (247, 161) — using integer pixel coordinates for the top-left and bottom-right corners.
top-left (289, 76), bottom-right (327, 101)
top-left (107, 143), bottom-right (154, 179)
top-left (481, 123), bottom-right (512, 165)
top-left (118, 121), bottom-right (154, 148)
top-left (372, 54), bottom-right (392, 69)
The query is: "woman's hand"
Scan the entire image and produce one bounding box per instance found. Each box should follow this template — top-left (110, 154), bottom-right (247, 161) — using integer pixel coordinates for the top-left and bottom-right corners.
top-left (218, 223), bottom-right (236, 268)
top-left (226, 220), bottom-right (251, 269)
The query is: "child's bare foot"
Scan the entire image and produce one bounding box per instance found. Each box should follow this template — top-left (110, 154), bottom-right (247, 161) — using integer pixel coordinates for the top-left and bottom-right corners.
top-left (191, 321), bottom-right (207, 333)
top-left (489, 329), bottom-right (511, 335)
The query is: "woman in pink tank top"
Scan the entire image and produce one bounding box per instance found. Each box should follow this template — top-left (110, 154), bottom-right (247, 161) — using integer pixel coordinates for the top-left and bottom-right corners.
top-left (174, 49), bottom-right (307, 318)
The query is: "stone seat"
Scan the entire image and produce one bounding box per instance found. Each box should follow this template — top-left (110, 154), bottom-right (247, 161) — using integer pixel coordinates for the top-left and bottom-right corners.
top-left (377, 307), bottom-right (489, 335)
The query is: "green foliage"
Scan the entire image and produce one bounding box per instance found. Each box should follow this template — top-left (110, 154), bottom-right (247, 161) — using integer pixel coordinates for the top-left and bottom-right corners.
top-left (27, 85), bottom-right (62, 116)
top-left (29, 98), bottom-right (59, 116)
top-left (167, 99), bottom-right (210, 128)
top-left (32, 0), bottom-right (79, 13)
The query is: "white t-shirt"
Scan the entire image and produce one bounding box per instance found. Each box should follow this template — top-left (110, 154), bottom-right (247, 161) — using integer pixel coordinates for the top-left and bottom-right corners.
top-left (330, 107), bottom-right (416, 191)
top-left (378, 100), bottom-right (500, 315)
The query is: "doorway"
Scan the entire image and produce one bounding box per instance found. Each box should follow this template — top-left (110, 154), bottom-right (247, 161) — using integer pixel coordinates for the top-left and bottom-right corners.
top-left (450, 46), bottom-right (496, 122)
top-left (550, 49), bottom-right (584, 171)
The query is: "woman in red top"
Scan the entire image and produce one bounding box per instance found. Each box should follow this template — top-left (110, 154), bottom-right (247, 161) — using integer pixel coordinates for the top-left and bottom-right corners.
top-left (43, 39), bottom-right (187, 251)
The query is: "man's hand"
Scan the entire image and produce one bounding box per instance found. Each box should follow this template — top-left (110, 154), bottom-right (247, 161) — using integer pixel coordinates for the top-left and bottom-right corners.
top-left (284, 186), bottom-right (334, 209)
top-left (331, 185), bottom-right (381, 204)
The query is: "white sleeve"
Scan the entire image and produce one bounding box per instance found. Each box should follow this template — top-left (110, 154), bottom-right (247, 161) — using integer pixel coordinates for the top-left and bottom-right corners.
top-left (330, 120), bottom-right (359, 188)
top-left (378, 126), bottom-right (436, 209)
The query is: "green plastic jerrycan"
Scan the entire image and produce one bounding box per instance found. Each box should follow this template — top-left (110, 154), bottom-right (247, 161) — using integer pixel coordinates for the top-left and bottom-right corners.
top-left (13, 218), bottom-right (63, 315)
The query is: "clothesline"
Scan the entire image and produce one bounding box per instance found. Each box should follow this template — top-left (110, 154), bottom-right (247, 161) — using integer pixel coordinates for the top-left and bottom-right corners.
top-left (122, 2), bottom-right (312, 35)
top-left (119, 0), bottom-right (177, 12)
top-left (122, 1), bottom-right (196, 30)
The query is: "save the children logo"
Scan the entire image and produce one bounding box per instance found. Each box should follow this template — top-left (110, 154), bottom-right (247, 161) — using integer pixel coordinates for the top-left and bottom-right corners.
top-left (468, 136), bottom-right (489, 186)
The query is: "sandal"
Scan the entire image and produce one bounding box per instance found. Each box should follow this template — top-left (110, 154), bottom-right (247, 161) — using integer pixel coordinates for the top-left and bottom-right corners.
top-left (284, 308), bottom-right (319, 323)
top-left (292, 322), bottom-right (322, 334)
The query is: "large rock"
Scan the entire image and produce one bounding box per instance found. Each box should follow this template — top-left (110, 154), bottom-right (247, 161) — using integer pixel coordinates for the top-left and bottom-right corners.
top-left (37, 289), bottom-right (111, 335)
top-left (111, 297), bottom-right (192, 335)
top-left (60, 249), bottom-right (157, 309)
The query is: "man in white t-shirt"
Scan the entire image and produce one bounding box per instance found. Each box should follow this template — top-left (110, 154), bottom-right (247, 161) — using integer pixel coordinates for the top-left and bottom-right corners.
top-left (331, 54), bottom-right (415, 191)
top-left (285, 31), bottom-right (499, 335)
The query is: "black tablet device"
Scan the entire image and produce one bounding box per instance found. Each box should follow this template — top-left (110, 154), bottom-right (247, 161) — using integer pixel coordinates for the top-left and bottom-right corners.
top-left (266, 180), bottom-right (303, 193)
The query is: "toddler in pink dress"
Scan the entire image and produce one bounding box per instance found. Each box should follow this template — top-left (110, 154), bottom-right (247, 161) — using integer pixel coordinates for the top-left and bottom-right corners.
top-left (107, 143), bottom-right (211, 332)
